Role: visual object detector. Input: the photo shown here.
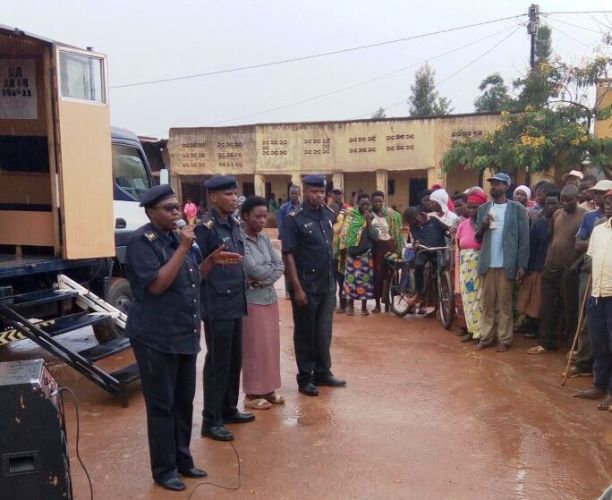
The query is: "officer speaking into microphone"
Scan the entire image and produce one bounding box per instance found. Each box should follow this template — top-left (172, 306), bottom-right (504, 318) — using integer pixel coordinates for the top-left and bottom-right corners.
top-left (195, 175), bottom-right (255, 441)
top-left (282, 175), bottom-right (347, 396)
top-left (124, 184), bottom-right (207, 492)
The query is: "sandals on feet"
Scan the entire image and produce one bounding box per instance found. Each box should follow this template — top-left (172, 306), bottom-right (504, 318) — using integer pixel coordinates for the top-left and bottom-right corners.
top-left (262, 392), bottom-right (285, 405)
top-left (526, 345), bottom-right (549, 355)
top-left (244, 397), bottom-right (272, 410)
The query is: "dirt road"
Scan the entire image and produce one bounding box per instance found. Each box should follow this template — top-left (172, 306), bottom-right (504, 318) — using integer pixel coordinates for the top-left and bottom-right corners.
top-left (2, 295), bottom-right (611, 499)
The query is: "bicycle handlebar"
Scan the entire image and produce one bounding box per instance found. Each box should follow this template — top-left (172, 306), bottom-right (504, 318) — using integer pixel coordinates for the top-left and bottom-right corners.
top-left (414, 245), bottom-right (452, 252)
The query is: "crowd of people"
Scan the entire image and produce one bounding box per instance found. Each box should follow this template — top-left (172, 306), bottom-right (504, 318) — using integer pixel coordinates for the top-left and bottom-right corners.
top-left (124, 169), bottom-right (611, 492)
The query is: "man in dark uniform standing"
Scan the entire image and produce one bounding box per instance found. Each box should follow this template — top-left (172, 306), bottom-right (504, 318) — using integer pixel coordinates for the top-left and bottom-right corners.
top-left (125, 184), bottom-right (207, 492)
top-left (282, 175), bottom-right (347, 396)
top-left (195, 175), bottom-right (255, 441)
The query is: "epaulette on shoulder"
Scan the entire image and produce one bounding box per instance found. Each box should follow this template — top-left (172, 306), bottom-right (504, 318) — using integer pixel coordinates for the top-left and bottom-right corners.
top-left (231, 215), bottom-right (240, 225)
top-left (144, 231), bottom-right (158, 242)
top-left (288, 207), bottom-right (302, 217)
top-left (200, 215), bottom-right (214, 229)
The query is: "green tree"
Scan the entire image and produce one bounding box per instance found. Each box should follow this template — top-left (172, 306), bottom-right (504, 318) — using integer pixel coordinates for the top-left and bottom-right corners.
top-left (474, 73), bottom-right (511, 113)
top-left (514, 25), bottom-right (559, 109)
top-left (408, 64), bottom-right (453, 117)
top-left (535, 25), bottom-right (552, 62)
top-left (371, 107), bottom-right (386, 119)
top-left (443, 50), bottom-right (612, 176)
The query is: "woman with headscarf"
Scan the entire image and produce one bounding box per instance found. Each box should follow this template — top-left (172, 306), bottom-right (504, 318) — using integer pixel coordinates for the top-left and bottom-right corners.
top-left (431, 183), bottom-right (456, 213)
top-left (455, 191), bottom-right (487, 342)
top-left (513, 185), bottom-right (532, 208)
top-left (337, 193), bottom-right (377, 315)
top-left (370, 190), bottom-right (405, 313)
top-left (429, 188), bottom-right (460, 229)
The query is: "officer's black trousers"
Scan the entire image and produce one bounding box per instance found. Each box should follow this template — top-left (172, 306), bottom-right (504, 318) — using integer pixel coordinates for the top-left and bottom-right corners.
top-left (291, 291), bottom-right (334, 385)
top-left (203, 319), bottom-right (242, 426)
top-left (131, 338), bottom-right (196, 483)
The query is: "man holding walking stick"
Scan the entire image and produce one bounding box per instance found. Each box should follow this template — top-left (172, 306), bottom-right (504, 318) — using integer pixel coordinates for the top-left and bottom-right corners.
top-left (573, 190), bottom-right (612, 411)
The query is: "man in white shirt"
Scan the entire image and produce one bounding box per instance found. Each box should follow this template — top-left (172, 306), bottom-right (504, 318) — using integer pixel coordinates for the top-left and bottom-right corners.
top-left (573, 190), bottom-right (612, 411)
top-left (474, 172), bottom-right (530, 352)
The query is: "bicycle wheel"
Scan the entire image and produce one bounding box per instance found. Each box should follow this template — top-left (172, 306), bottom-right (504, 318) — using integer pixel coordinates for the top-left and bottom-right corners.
top-left (438, 270), bottom-right (454, 329)
top-left (389, 267), bottom-right (413, 317)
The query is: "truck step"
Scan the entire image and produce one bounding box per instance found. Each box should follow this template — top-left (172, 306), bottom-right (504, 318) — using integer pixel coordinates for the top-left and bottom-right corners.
top-left (42, 312), bottom-right (110, 336)
top-left (0, 289), bottom-right (79, 308)
top-left (111, 363), bottom-right (140, 385)
top-left (78, 337), bottom-right (132, 362)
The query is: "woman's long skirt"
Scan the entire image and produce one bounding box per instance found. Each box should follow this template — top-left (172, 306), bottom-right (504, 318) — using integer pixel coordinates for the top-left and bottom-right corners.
top-left (342, 251), bottom-right (375, 300)
top-left (459, 249), bottom-right (482, 339)
top-left (372, 239), bottom-right (396, 301)
top-left (242, 302), bottom-right (281, 395)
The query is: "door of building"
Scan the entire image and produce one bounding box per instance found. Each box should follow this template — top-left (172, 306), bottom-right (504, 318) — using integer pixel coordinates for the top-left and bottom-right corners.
top-left (408, 178), bottom-right (428, 207)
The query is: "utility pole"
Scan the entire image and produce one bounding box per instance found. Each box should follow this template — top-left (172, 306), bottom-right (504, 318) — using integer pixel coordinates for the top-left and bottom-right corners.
top-left (527, 4), bottom-right (540, 68)
top-left (525, 4), bottom-right (539, 185)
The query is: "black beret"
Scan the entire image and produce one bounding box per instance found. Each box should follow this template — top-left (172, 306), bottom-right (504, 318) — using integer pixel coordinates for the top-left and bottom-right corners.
top-left (302, 175), bottom-right (326, 188)
top-left (139, 184), bottom-right (176, 207)
top-left (204, 175), bottom-right (238, 192)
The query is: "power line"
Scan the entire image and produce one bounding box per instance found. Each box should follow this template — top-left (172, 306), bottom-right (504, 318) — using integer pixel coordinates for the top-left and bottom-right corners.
top-left (541, 10), bottom-right (612, 15)
top-left (543, 15), bottom-right (606, 34)
top-left (437, 27), bottom-right (521, 85)
top-left (110, 14), bottom-right (524, 89)
top-left (546, 19), bottom-right (596, 49)
top-left (213, 23), bottom-right (520, 126)
top-left (350, 25), bottom-right (521, 119)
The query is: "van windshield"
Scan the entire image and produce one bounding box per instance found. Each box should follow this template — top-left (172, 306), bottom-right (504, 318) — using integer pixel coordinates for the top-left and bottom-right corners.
top-left (112, 144), bottom-right (151, 201)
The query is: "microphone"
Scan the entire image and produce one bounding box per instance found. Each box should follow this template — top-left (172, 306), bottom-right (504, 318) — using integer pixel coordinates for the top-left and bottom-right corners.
top-left (176, 218), bottom-right (203, 262)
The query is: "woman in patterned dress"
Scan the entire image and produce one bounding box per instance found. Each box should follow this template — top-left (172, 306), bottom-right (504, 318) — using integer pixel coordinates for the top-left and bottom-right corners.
top-left (455, 191), bottom-right (488, 342)
top-left (337, 193), bottom-right (377, 315)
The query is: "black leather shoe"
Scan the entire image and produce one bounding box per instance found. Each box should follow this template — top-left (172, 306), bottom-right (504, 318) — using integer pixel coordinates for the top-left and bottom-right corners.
top-left (224, 412), bottom-right (255, 424)
top-left (155, 477), bottom-right (186, 492)
top-left (298, 382), bottom-right (319, 396)
top-left (179, 467), bottom-right (208, 478)
top-left (314, 375), bottom-right (347, 387)
top-left (201, 425), bottom-right (234, 441)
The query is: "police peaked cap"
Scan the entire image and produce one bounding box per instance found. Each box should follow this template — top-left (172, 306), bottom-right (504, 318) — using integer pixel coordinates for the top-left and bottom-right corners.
top-left (140, 184), bottom-right (176, 207)
top-left (302, 175), bottom-right (326, 188)
top-left (204, 175), bottom-right (238, 192)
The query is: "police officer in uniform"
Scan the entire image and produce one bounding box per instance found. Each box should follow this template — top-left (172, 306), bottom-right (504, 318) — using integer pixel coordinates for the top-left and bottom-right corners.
top-left (195, 175), bottom-right (255, 441)
top-left (282, 175), bottom-right (347, 396)
top-left (125, 184), bottom-right (207, 492)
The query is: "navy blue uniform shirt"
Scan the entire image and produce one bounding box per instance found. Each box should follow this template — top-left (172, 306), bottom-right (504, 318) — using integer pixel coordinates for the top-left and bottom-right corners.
top-left (125, 223), bottom-right (201, 354)
top-left (195, 208), bottom-right (247, 320)
top-left (282, 203), bottom-right (335, 295)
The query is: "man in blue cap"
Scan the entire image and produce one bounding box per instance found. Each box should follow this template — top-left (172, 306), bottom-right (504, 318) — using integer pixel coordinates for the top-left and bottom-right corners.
top-left (195, 175), bottom-right (254, 441)
top-left (282, 174), bottom-right (346, 396)
top-left (125, 184), bottom-right (207, 491)
top-left (474, 172), bottom-right (529, 352)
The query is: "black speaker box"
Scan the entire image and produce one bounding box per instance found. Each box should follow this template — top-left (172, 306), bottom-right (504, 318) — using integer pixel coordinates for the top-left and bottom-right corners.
top-left (0, 359), bottom-right (72, 499)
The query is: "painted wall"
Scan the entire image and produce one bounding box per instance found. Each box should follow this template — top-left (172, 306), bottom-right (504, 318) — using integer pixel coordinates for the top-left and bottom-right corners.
top-left (168, 113), bottom-right (502, 194)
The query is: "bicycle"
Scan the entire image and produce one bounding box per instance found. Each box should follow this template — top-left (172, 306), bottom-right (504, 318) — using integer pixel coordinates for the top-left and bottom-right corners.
top-left (384, 245), bottom-right (455, 329)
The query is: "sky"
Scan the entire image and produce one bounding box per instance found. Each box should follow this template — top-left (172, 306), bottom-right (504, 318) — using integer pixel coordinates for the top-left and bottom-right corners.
top-left (3, 1), bottom-right (610, 137)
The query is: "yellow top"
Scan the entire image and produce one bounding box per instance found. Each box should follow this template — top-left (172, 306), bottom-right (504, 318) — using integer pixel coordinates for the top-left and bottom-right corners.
top-left (587, 218), bottom-right (612, 298)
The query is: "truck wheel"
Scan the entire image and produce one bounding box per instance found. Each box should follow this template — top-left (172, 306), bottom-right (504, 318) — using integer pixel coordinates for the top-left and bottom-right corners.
top-left (94, 278), bottom-right (132, 343)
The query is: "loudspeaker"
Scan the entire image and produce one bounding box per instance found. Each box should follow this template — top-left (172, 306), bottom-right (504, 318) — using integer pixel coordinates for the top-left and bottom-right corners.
top-left (0, 359), bottom-right (73, 499)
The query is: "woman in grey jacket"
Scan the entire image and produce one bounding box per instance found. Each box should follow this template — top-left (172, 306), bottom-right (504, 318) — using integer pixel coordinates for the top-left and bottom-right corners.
top-left (240, 196), bottom-right (285, 409)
